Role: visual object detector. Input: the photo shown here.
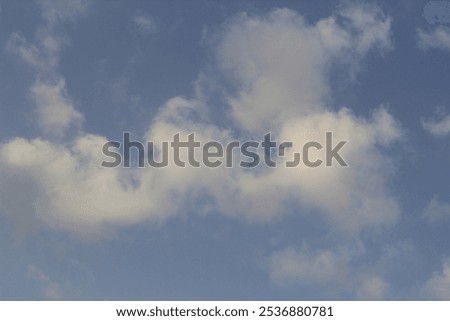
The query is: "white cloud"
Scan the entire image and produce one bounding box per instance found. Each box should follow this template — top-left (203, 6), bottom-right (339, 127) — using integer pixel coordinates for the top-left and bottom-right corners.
top-left (423, 258), bottom-right (450, 300)
top-left (268, 107), bottom-right (401, 233)
top-left (30, 79), bottom-right (83, 137)
top-left (198, 6), bottom-right (400, 234)
top-left (339, 4), bottom-right (392, 54)
top-left (216, 6), bottom-right (391, 134)
top-left (418, 26), bottom-right (450, 51)
top-left (0, 4), bottom-right (402, 241)
top-left (0, 135), bottom-right (170, 238)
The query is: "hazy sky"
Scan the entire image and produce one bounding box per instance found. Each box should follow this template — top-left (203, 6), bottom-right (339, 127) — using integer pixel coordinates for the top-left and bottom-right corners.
top-left (1, 0), bottom-right (450, 300)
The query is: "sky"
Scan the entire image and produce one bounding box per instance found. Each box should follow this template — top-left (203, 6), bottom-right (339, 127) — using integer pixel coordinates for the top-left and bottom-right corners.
top-left (1, 0), bottom-right (450, 300)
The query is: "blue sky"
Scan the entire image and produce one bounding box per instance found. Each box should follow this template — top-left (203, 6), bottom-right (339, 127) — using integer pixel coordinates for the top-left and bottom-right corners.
top-left (1, 0), bottom-right (450, 300)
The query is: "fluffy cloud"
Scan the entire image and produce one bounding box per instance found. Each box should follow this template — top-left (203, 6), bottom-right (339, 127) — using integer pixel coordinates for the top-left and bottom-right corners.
top-left (0, 4), bottom-right (402, 244)
top-left (266, 107), bottom-right (401, 233)
top-left (216, 6), bottom-right (391, 134)
top-left (417, 26), bottom-right (450, 51)
top-left (0, 4), bottom-right (407, 300)
top-left (0, 135), bottom-right (174, 237)
top-left (209, 6), bottom-right (399, 232)
top-left (31, 79), bottom-right (83, 137)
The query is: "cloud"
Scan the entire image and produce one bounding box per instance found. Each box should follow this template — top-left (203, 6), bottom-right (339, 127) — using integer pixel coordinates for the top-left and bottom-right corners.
top-left (268, 107), bottom-right (401, 233)
top-left (0, 4), bottom-right (402, 242)
top-left (423, 196), bottom-right (450, 222)
top-left (417, 26), bottom-right (450, 51)
top-left (422, 113), bottom-right (450, 136)
top-left (38, 0), bottom-right (90, 26)
top-left (31, 79), bottom-right (83, 137)
top-left (208, 5), bottom-right (399, 232)
top-left (355, 275), bottom-right (389, 300)
top-left (6, 0), bottom-right (90, 139)
top-left (7, 31), bottom-right (63, 71)
top-left (27, 264), bottom-right (64, 300)
top-left (0, 135), bottom-right (171, 237)
top-left (267, 244), bottom-right (390, 299)
top-left (423, 258), bottom-right (450, 299)
top-left (133, 14), bottom-right (157, 34)
top-left (216, 6), bottom-right (391, 134)
top-left (268, 247), bottom-right (349, 285)
top-left (0, 4), bottom-right (407, 299)
top-left (7, 0), bottom-right (90, 71)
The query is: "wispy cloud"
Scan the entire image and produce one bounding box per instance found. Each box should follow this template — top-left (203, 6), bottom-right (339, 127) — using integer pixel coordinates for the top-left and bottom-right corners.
top-left (38, 0), bottom-right (90, 26)
top-left (267, 243), bottom-right (391, 299)
top-left (423, 196), bottom-right (450, 222)
top-left (422, 113), bottom-right (450, 136)
top-left (423, 258), bottom-right (450, 299)
top-left (27, 264), bottom-right (64, 300)
top-left (133, 14), bottom-right (157, 35)
top-left (355, 275), bottom-right (389, 300)
top-left (6, 0), bottom-right (89, 138)
top-left (268, 246), bottom-right (349, 285)
top-left (417, 26), bottom-right (450, 51)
